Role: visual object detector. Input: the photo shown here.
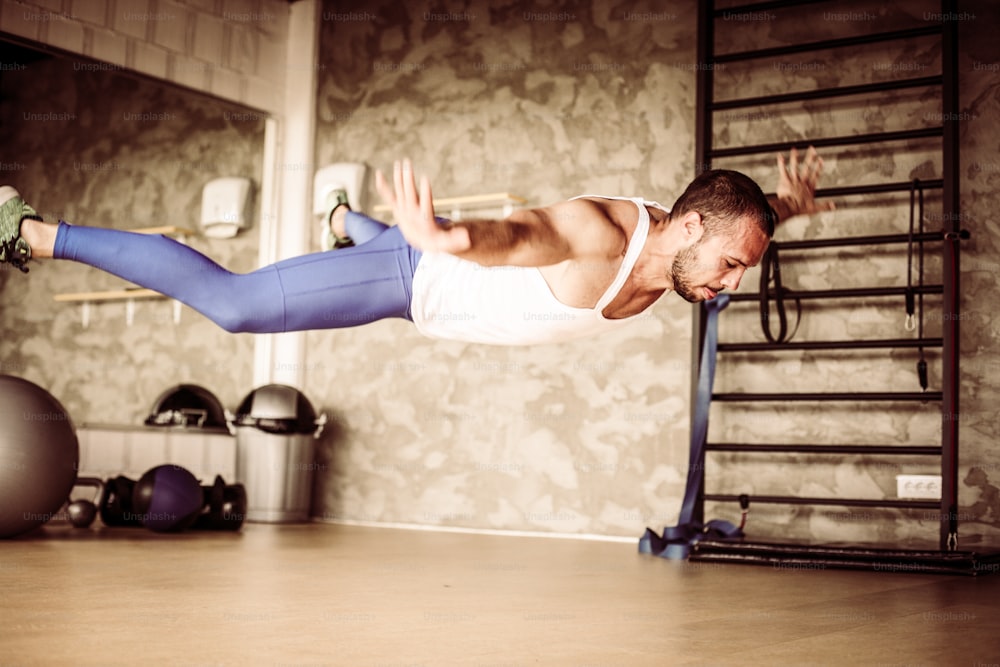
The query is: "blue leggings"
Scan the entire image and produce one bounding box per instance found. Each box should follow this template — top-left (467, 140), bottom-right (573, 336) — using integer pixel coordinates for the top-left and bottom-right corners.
top-left (53, 212), bottom-right (422, 333)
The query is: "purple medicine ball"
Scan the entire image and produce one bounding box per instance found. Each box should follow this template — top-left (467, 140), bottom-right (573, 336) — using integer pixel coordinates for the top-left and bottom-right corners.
top-left (132, 465), bottom-right (204, 532)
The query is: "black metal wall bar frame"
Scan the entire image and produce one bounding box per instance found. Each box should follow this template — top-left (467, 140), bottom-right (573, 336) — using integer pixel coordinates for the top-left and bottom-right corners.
top-left (691, 0), bottom-right (963, 551)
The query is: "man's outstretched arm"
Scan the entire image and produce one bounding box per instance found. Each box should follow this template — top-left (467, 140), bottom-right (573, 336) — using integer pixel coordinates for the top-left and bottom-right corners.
top-left (375, 158), bottom-right (619, 267)
top-left (769, 146), bottom-right (835, 224)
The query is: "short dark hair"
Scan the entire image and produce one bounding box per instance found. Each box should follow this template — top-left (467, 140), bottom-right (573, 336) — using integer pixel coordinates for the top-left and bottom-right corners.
top-left (670, 169), bottom-right (776, 238)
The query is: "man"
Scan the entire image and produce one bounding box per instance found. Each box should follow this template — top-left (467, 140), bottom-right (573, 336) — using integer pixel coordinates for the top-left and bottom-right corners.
top-left (0, 148), bottom-right (830, 344)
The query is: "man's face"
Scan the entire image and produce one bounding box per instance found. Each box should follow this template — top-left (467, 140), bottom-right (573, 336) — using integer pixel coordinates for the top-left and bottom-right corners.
top-left (671, 219), bottom-right (770, 303)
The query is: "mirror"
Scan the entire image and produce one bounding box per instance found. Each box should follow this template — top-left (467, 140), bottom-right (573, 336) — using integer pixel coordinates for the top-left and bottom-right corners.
top-left (0, 36), bottom-right (268, 426)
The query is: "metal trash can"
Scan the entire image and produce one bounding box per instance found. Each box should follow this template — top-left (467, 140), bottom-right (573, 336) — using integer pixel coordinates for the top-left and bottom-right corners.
top-left (231, 384), bottom-right (326, 523)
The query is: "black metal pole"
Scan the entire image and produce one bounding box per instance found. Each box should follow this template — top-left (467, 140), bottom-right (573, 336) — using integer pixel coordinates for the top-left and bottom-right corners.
top-left (939, 0), bottom-right (961, 552)
top-left (726, 284), bottom-right (943, 302)
top-left (712, 391), bottom-right (943, 402)
top-left (689, 0), bottom-right (714, 526)
top-left (694, 1), bottom-right (713, 177)
top-left (718, 337), bottom-right (943, 352)
top-left (711, 25), bottom-right (942, 64)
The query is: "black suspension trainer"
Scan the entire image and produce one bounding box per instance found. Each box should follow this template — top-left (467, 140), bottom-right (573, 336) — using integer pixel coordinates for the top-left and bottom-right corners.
top-left (906, 179), bottom-right (928, 391)
top-left (759, 238), bottom-right (801, 345)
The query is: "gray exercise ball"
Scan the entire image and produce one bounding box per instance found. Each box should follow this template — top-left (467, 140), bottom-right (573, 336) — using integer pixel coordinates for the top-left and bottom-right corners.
top-left (0, 375), bottom-right (79, 538)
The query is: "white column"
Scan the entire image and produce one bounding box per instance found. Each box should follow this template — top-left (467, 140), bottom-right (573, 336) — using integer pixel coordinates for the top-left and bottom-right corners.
top-left (253, 0), bottom-right (321, 389)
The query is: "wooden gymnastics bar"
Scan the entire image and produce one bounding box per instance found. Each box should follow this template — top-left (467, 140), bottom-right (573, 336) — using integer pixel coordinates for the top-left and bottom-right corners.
top-left (371, 192), bottom-right (526, 215)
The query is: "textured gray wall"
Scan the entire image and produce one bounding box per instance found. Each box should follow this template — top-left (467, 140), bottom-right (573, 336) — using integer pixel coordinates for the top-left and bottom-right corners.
top-left (1, 0), bottom-right (997, 548)
top-left (304, 0), bottom-right (700, 536)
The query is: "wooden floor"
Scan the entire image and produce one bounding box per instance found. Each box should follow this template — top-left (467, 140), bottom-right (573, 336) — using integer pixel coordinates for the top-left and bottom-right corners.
top-left (2, 522), bottom-right (999, 666)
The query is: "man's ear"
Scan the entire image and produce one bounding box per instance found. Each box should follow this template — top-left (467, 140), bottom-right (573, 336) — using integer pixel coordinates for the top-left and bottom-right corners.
top-left (678, 210), bottom-right (705, 243)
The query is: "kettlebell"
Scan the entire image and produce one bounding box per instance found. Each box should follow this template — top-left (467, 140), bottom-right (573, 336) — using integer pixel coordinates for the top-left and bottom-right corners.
top-left (65, 477), bottom-right (104, 529)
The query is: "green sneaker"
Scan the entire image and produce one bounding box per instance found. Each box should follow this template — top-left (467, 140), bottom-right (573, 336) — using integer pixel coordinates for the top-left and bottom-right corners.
top-left (0, 186), bottom-right (41, 273)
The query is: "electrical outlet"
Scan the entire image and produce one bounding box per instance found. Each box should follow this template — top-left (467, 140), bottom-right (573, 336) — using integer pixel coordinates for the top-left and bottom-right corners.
top-left (896, 474), bottom-right (942, 500)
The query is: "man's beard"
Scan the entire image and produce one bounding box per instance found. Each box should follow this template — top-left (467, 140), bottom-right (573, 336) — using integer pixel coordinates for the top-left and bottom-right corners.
top-left (670, 242), bottom-right (706, 303)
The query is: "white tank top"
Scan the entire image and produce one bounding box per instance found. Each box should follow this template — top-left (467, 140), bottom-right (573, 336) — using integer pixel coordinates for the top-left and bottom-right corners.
top-left (409, 195), bottom-right (667, 345)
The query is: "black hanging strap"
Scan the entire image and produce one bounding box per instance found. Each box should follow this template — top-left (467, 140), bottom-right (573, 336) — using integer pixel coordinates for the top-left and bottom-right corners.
top-left (759, 242), bottom-right (801, 344)
top-left (906, 179), bottom-right (928, 391)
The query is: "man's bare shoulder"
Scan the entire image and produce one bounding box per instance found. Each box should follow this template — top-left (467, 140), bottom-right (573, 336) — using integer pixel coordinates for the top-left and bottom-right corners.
top-left (541, 197), bottom-right (633, 259)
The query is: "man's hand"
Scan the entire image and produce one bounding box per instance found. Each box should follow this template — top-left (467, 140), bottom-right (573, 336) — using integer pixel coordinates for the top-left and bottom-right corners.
top-left (375, 159), bottom-right (471, 254)
top-left (771, 146), bottom-right (835, 223)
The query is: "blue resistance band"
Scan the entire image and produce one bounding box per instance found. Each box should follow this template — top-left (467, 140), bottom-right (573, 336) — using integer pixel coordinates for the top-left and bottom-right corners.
top-left (639, 293), bottom-right (744, 559)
